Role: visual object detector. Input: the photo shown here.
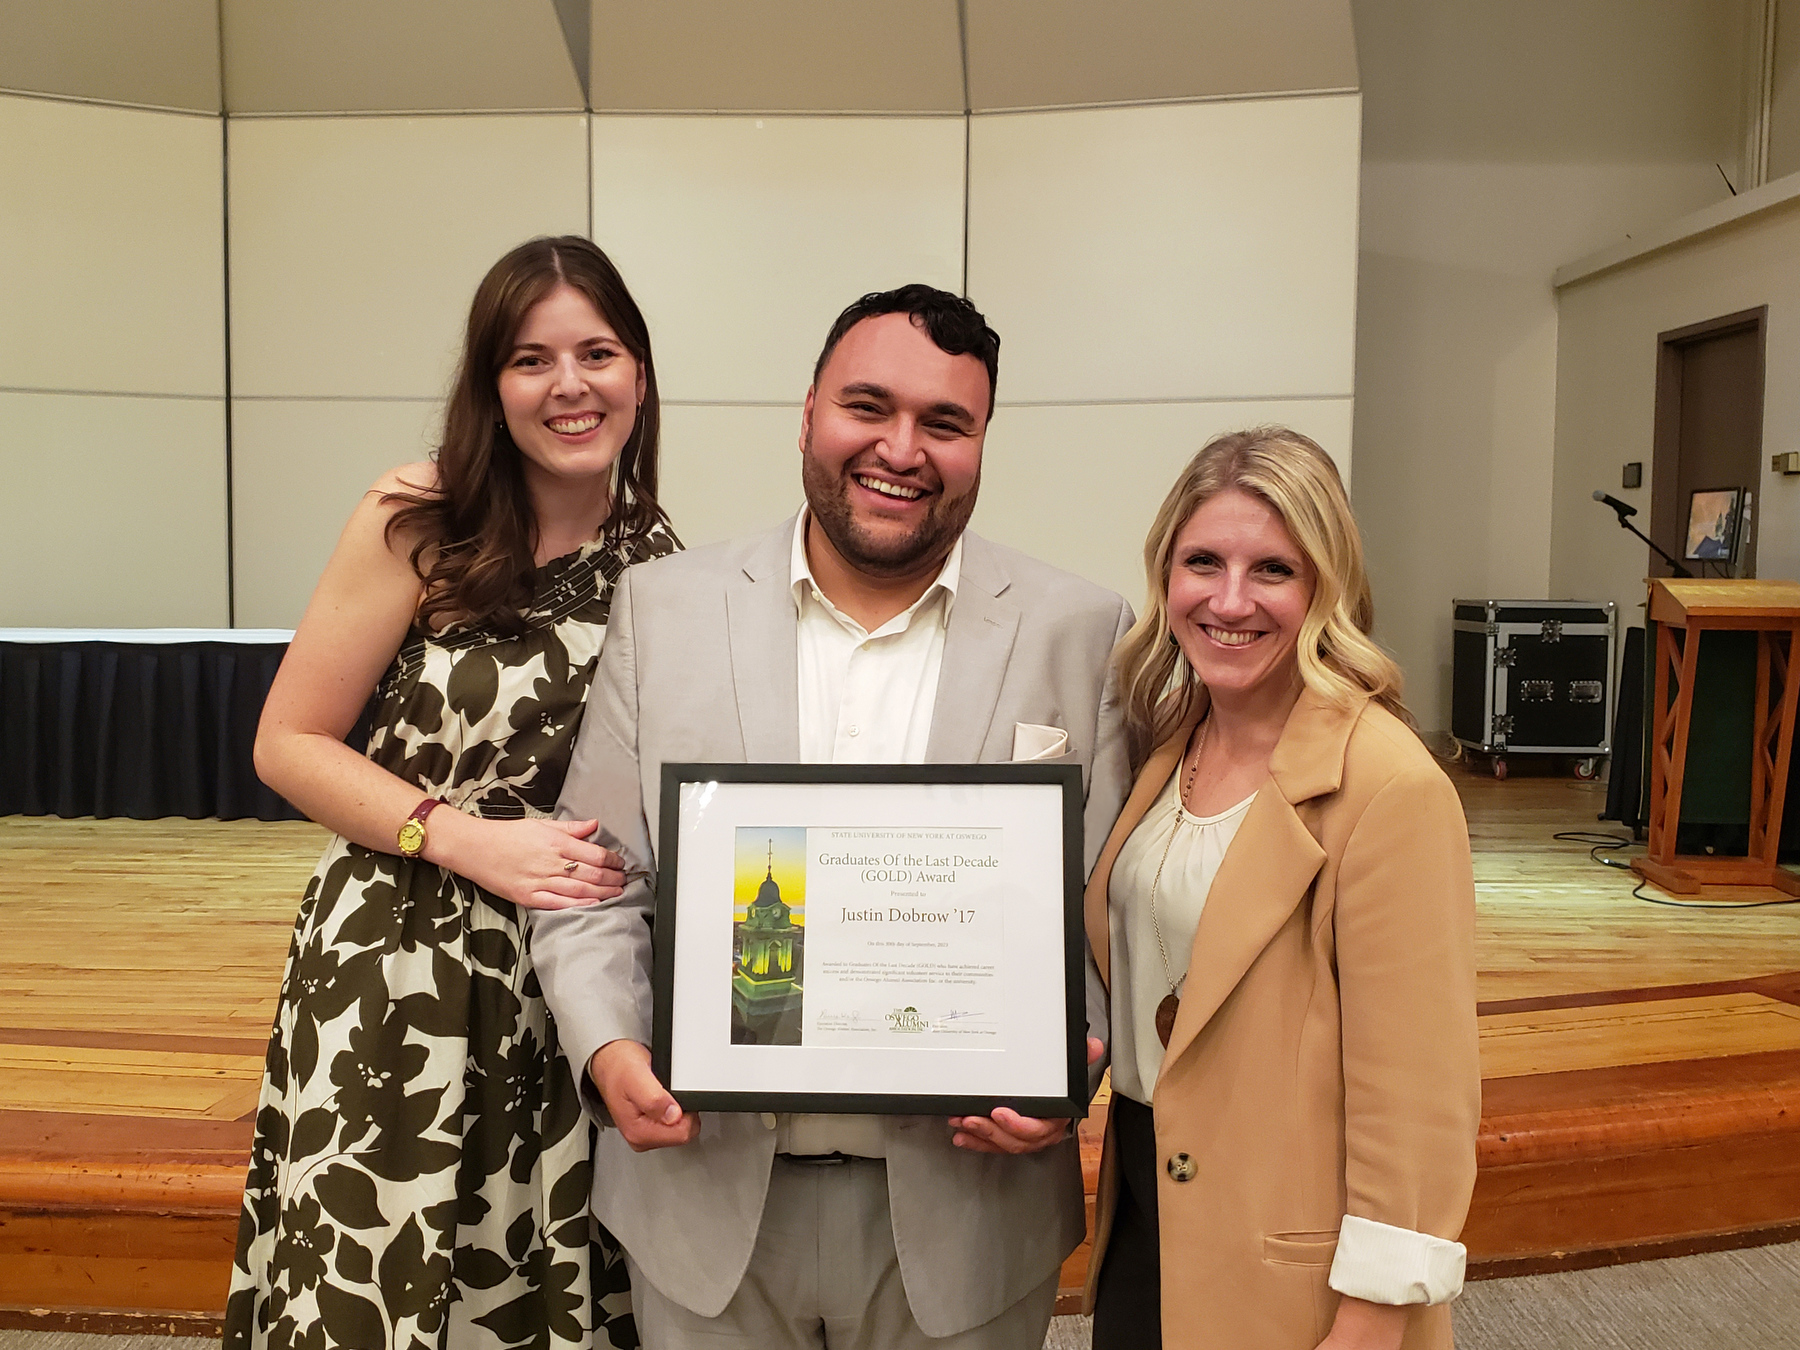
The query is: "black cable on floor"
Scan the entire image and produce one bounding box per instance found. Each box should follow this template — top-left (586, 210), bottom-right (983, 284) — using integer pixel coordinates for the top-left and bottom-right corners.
top-left (1629, 878), bottom-right (1800, 910)
top-left (1550, 830), bottom-right (1800, 907)
top-left (1552, 830), bottom-right (1635, 870)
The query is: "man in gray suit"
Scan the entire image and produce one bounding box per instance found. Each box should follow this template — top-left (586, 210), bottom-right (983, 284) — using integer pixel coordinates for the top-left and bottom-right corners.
top-left (531, 284), bottom-right (1132, 1348)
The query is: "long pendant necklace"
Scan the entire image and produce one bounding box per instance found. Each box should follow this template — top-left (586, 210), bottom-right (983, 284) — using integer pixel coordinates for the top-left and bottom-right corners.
top-left (1148, 715), bottom-right (1209, 1048)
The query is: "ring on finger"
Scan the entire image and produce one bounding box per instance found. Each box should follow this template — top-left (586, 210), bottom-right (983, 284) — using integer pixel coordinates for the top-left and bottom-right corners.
top-left (562, 859), bottom-right (578, 875)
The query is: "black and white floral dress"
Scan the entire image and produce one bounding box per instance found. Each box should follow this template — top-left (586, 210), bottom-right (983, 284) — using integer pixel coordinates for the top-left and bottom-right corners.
top-left (226, 523), bottom-right (678, 1350)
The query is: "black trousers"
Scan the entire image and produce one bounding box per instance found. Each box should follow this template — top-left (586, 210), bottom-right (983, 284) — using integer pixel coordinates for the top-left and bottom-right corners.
top-left (1090, 1092), bottom-right (1162, 1350)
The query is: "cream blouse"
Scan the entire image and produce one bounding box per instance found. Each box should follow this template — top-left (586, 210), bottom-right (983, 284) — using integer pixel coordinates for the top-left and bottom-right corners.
top-left (1106, 770), bottom-right (1254, 1105)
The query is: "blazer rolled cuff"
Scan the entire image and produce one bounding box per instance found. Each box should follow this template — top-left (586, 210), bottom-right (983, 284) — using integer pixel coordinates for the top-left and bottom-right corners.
top-left (1327, 1214), bottom-right (1466, 1306)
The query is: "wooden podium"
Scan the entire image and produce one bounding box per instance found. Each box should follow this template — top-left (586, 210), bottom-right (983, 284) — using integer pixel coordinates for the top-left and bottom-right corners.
top-left (1634, 578), bottom-right (1800, 897)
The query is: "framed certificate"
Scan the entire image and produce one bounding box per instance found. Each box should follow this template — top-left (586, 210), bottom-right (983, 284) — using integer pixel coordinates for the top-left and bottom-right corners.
top-left (650, 763), bottom-right (1087, 1117)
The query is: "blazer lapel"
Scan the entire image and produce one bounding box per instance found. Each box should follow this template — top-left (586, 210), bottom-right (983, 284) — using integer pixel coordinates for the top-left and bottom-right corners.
top-left (725, 518), bottom-right (802, 762)
top-left (1083, 702), bottom-right (1204, 990)
top-left (1155, 794), bottom-right (1324, 1070)
top-left (925, 534), bottom-right (1019, 764)
top-left (1155, 690), bottom-right (1363, 1072)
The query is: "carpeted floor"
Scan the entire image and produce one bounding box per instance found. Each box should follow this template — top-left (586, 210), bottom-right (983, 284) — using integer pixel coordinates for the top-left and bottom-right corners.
top-left (6, 1243), bottom-right (1800, 1350)
top-left (1044, 1240), bottom-right (1800, 1349)
top-left (1451, 1241), bottom-right (1800, 1349)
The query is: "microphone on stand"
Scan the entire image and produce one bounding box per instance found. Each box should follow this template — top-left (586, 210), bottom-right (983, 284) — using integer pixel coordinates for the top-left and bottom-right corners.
top-left (1592, 490), bottom-right (1638, 518)
top-left (1592, 489), bottom-right (1693, 578)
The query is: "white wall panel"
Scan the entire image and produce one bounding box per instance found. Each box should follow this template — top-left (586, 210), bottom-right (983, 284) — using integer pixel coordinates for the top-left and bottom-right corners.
top-left (968, 96), bottom-right (1361, 405)
top-left (0, 391), bottom-right (228, 626)
top-left (659, 404), bottom-right (808, 547)
top-left (971, 398), bottom-right (1355, 603)
top-left (0, 96), bottom-right (224, 397)
top-left (228, 115), bottom-right (588, 400)
top-left (591, 116), bottom-right (965, 404)
top-left (231, 398), bottom-right (441, 627)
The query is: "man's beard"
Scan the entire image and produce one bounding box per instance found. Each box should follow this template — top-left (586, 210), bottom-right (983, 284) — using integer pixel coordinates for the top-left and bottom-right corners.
top-left (801, 438), bottom-right (979, 579)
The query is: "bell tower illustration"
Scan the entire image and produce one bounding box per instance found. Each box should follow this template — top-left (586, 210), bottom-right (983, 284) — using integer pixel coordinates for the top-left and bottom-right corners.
top-left (731, 837), bottom-right (805, 1045)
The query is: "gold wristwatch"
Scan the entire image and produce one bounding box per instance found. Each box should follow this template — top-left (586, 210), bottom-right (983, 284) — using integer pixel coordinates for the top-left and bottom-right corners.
top-left (397, 798), bottom-right (444, 859)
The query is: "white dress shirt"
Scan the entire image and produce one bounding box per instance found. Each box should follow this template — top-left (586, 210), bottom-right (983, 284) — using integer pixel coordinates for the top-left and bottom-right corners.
top-left (776, 510), bottom-right (962, 1159)
top-left (1110, 766), bottom-right (1466, 1306)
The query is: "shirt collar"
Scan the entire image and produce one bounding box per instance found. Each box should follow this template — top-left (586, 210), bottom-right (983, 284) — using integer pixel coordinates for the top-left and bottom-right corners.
top-left (789, 507), bottom-right (962, 633)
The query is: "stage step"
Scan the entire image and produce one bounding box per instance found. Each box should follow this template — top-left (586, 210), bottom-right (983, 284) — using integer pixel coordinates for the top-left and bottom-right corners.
top-left (5, 811), bottom-right (1799, 1329)
top-left (11, 988), bottom-right (1800, 1327)
top-left (0, 1110), bottom-right (243, 1334)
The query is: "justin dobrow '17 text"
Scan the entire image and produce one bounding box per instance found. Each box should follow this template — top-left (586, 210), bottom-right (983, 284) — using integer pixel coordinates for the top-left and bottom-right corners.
top-left (839, 907), bottom-right (982, 923)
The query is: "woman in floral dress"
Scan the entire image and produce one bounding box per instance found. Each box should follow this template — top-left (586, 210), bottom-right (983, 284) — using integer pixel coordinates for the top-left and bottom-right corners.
top-left (226, 236), bottom-right (677, 1350)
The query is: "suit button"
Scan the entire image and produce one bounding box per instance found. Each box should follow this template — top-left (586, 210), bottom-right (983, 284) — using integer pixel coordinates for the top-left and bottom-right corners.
top-left (761, 1113), bottom-right (777, 1129)
top-left (1166, 1153), bottom-right (1195, 1183)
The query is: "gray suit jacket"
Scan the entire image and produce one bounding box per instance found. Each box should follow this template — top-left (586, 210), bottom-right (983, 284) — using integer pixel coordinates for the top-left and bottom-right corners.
top-left (530, 516), bottom-right (1132, 1335)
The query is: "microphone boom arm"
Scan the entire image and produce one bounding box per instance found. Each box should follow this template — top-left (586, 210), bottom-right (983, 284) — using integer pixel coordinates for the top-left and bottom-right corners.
top-left (1605, 508), bottom-right (1694, 579)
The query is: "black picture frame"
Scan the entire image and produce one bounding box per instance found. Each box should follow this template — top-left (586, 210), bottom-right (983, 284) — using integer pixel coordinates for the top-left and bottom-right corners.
top-left (1683, 486), bottom-right (1743, 562)
top-left (650, 761), bottom-right (1087, 1118)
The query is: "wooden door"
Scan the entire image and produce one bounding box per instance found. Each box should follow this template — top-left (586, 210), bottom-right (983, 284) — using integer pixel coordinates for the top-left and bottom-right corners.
top-left (1650, 308), bottom-right (1766, 578)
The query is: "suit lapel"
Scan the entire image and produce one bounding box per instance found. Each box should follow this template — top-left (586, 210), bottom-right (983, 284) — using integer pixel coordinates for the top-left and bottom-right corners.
top-left (725, 519), bottom-right (802, 762)
top-left (925, 535), bottom-right (1019, 764)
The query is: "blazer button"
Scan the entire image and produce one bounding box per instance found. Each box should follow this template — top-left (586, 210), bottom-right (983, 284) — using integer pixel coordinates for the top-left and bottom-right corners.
top-left (1166, 1152), bottom-right (1196, 1183)
top-left (760, 1113), bottom-right (777, 1130)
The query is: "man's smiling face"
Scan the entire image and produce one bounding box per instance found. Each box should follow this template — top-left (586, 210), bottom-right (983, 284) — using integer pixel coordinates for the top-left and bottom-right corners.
top-left (799, 311), bottom-right (990, 581)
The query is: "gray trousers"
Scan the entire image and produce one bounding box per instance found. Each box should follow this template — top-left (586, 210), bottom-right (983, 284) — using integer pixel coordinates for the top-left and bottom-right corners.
top-left (629, 1156), bottom-right (1060, 1349)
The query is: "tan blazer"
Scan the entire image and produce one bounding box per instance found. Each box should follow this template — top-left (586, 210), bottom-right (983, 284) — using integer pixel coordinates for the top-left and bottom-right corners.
top-left (1082, 689), bottom-right (1480, 1350)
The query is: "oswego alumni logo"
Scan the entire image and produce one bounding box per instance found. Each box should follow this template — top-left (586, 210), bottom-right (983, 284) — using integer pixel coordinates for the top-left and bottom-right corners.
top-left (886, 1006), bottom-right (929, 1033)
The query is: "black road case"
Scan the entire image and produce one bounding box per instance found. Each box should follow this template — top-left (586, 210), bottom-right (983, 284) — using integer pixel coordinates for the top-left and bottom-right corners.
top-left (1451, 599), bottom-right (1617, 777)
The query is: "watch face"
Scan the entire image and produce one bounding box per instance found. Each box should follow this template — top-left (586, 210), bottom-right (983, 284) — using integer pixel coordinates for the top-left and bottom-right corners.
top-left (398, 818), bottom-right (426, 856)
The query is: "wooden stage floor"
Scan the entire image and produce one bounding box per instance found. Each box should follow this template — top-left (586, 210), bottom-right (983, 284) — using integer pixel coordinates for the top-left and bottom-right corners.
top-left (4, 766), bottom-right (1800, 1328)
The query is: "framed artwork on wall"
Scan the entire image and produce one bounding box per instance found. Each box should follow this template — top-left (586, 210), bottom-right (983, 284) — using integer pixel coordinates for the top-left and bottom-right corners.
top-left (1684, 487), bottom-right (1743, 562)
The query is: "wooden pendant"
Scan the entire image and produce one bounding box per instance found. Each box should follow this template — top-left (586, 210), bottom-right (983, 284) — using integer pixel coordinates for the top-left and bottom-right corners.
top-left (1155, 993), bottom-right (1180, 1047)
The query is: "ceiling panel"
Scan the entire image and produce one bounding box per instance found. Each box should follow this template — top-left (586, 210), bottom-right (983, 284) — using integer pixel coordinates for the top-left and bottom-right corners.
top-left (4, 1), bottom-right (1361, 120)
top-left (222, 0), bottom-right (583, 113)
top-left (966, 0), bottom-right (1358, 110)
top-left (589, 0), bottom-right (962, 112)
top-left (0, 0), bottom-right (220, 111)
top-left (1355, 0), bottom-right (1747, 163)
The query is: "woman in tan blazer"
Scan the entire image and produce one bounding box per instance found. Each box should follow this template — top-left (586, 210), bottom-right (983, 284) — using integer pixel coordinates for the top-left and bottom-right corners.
top-left (1083, 427), bottom-right (1480, 1350)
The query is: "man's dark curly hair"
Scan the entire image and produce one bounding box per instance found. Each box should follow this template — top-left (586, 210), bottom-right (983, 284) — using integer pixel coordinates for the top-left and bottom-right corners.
top-left (812, 283), bottom-right (1001, 420)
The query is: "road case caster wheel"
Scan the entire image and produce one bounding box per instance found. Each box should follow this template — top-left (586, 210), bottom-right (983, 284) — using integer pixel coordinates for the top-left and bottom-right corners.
top-left (1492, 757), bottom-right (1508, 780)
top-left (1573, 757), bottom-right (1599, 780)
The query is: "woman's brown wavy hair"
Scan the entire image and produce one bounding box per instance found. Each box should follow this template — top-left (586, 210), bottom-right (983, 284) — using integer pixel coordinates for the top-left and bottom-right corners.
top-left (1114, 426), bottom-right (1410, 767)
top-left (384, 236), bottom-right (667, 635)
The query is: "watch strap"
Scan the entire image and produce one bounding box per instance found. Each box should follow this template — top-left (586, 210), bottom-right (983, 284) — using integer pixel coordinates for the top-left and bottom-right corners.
top-left (397, 797), bottom-right (444, 858)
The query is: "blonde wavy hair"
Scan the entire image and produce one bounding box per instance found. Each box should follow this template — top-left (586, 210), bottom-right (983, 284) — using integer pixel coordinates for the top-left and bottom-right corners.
top-left (1114, 426), bottom-right (1409, 766)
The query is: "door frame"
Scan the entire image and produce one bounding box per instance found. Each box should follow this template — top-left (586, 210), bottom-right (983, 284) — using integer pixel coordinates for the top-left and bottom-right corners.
top-left (1650, 306), bottom-right (1767, 576)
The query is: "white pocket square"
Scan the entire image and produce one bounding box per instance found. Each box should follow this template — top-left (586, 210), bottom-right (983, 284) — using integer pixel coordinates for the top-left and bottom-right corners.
top-left (1012, 722), bottom-right (1070, 761)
